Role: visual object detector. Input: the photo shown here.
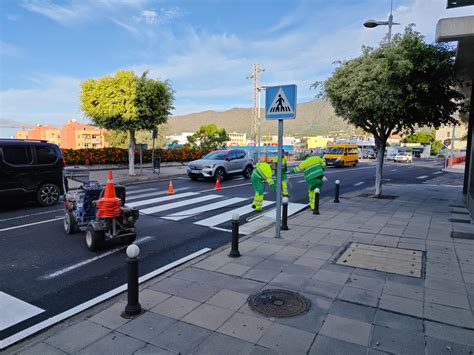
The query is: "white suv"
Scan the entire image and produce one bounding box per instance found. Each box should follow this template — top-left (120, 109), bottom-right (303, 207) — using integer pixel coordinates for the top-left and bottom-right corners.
top-left (394, 152), bottom-right (413, 163)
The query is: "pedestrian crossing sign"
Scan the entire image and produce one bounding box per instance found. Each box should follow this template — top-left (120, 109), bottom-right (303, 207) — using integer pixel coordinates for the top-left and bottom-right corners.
top-left (265, 84), bottom-right (297, 120)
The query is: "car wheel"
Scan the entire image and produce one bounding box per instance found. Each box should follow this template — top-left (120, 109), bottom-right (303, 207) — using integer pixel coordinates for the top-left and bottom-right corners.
top-left (64, 211), bottom-right (77, 235)
top-left (85, 226), bottom-right (104, 251)
top-left (37, 183), bottom-right (60, 207)
top-left (215, 167), bottom-right (225, 181)
top-left (189, 176), bottom-right (198, 181)
top-left (243, 165), bottom-right (253, 179)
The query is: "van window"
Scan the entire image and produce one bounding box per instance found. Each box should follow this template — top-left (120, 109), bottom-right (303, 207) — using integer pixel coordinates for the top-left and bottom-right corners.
top-left (326, 147), bottom-right (343, 154)
top-left (3, 146), bottom-right (33, 165)
top-left (36, 146), bottom-right (57, 164)
top-left (348, 148), bottom-right (358, 155)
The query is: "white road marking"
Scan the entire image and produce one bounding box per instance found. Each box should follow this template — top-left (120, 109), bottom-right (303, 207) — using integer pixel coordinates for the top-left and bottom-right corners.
top-left (416, 175), bottom-right (429, 179)
top-left (127, 188), bottom-right (157, 195)
top-left (127, 192), bottom-right (198, 208)
top-left (38, 236), bottom-right (155, 280)
top-left (0, 248), bottom-right (211, 350)
top-left (196, 201), bottom-right (274, 227)
top-left (298, 179), bottom-right (306, 183)
top-left (391, 169), bottom-right (397, 172)
top-left (0, 217), bottom-right (63, 233)
top-left (141, 195), bottom-right (221, 215)
top-left (127, 187), bottom-right (189, 201)
top-left (353, 182), bottom-right (365, 186)
top-left (163, 197), bottom-right (247, 221)
top-left (432, 171), bottom-right (443, 175)
top-left (262, 202), bottom-right (307, 219)
top-left (0, 209), bottom-right (63, 223)
top-left (0, 292), bottom-right (44, 331)
top-left (210, 226), bottom-right (232, 232)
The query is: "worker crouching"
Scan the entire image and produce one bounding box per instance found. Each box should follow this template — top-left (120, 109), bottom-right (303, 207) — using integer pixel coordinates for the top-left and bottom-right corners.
top-left (289, 156), bottom-right (326, 209)
top-left (251, 162), bottom-right (276, 211)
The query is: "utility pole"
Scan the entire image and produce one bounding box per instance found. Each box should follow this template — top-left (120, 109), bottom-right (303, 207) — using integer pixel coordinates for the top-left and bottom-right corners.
top-left (247, 64), bottom-right (265, 162)
top-left (450, 124), bottom-right (456, 169)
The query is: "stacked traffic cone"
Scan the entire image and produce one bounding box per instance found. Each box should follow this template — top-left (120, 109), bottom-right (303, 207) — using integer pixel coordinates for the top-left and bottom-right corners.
top-left (97, 170), bottom-right (122, 218)
top-left (168, 180), bottom-right (175, 195)
top-left (214, 177), bottom-right (221, 190)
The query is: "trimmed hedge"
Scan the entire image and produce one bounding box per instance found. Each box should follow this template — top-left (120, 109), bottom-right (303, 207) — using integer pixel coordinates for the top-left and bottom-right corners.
top-left (61, 147), bottom-right (206, 165)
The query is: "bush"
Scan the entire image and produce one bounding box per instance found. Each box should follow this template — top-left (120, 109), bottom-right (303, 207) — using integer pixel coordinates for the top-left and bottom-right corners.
top-left (61, 147), bottom-right (206, 165)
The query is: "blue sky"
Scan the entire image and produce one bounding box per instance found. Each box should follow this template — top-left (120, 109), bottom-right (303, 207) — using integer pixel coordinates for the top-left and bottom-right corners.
top-left (0, 0), bottom-right (471, 133)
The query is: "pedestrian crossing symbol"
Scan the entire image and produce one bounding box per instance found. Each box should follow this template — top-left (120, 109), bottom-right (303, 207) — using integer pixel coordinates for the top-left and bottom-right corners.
top-left (265, 84), bottom-right (297, 120)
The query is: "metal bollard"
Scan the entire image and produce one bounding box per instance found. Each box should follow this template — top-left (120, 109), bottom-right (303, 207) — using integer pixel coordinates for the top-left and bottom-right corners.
top-left (334, 180), bottom-right (340, 203)
top-left (122, 244), bottom-right (142, 318)
top-left (281, 197), bottom-right (289, 230)
top-left (313, 188), bottom-right (320, 215)
top-left (229, 213), bottom-right (241, 257)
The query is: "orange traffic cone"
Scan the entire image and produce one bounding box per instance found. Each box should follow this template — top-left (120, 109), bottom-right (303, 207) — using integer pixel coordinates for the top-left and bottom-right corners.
top-left (97, 170), bottom-right (121, 218)
top-left (168, 180), bottom-right (175, 195)
top-left (103, 170), bottom-right (117, 199)
top-left (214, 177), bottom-right (221, 190)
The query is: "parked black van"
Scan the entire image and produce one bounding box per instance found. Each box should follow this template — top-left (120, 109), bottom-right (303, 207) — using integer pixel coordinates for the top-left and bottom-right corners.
top-left (0, 139), bottom-right (65, 206)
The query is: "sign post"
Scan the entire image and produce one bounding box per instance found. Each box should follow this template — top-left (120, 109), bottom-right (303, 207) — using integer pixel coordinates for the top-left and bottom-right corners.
top-left (265, 84), bottom-right (297, 238)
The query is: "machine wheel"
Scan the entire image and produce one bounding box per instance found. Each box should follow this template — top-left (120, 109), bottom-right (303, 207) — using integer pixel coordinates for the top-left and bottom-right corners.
top-left (123, 233), bottom-right (137, 245)
top-left (242, 165), bottom-right (253, 179)
top-left (85, 226), bottom-right (104, 251)
top-left (215, 167), bottom-right (226, 181)
top-left (64, 211), bottom-right (77, 235)
top-left (37, 183), bottom-right (60, 207)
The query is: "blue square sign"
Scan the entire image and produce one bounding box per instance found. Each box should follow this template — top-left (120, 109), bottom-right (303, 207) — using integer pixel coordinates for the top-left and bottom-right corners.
top-left (265, 84), bottom-right (297, 120)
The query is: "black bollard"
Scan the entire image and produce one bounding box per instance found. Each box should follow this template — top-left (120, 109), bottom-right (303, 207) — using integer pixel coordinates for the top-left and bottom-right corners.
top-left (229, 213), bottom-right (241, 257)
top-left (334, 180), bottom-right (340, 203)
top-left (281, 197), bottom-right (289, 230)
top-left (313, 188), bottom-right (320, 215)
top-left (122, 244), bottom-right (142, 318)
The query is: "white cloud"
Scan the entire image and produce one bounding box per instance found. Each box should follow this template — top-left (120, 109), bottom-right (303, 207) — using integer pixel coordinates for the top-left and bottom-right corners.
top-left (135, 10), bottom-right (157, 24)
top-left (0, 42), bottom-right (22, 57)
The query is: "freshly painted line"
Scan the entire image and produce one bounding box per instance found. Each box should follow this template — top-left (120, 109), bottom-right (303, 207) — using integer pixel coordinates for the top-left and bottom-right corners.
top-left (0, 248), bottom-right (211, 350)
top-left (353, 182), bottom-right (365, 186)
top-left (0, 217), bottom-right (63, 233)
top-left (0, 292), bottom-right (44, 331)
top-left (416, 175), bottom-right (429, 179)
top-left (127, 192), bottom-right (198, 208)
top-left (141, 195), bottom-right (222, 215)
top-left (127, 187), bottom-right (189, 201)
top-left (432, 171), bottom-right (443, 175)
top-left (391, 169), bottom-right (397, 172)
top-left (262, 202), bottom-right (307, 219)
top-left (0, 209), bottom-right (63, 223)
top-left (196, 200), bottom-right (274, 227)
top-left (298, 179), bottom-right (306, 183)
top-left (127, 188), bottom-right (157, 195)
top-left (38, 236), bottom-right (155, 280)
top-left (210, 226), bottom-right (232, 233)
top-left (199, 182), bottom-right (252, 193)
top-left (163, 197), bottom-right (247, 221)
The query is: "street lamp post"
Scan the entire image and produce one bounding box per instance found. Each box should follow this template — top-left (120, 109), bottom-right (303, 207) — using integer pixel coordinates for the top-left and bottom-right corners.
top-left (363, 0), bottom-right (400, 43)
top-left (247, 64), bottom-right (265, 162)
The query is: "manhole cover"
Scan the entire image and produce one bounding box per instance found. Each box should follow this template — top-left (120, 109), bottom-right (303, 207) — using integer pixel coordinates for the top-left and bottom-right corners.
top-left (247, 289), bottom-right (311, 318)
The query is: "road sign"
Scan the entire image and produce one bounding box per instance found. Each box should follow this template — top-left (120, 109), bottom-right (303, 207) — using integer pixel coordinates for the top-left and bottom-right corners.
top-left (265, 85), bottom-right (297, 120)
top-left (443, 139), bottom-right (451, 147)
top-left (440, 145), bottom-right (447, 151)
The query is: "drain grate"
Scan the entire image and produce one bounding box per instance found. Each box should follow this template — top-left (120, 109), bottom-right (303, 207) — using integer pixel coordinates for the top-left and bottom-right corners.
top-left (247, 289), bottom-right (311, 318)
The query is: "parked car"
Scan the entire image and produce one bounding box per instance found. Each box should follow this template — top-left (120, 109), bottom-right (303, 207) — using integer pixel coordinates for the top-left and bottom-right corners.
top-left (394, 152), bottom-right (413, 163)
top-left (0, 139), bottom-right (65, 206)
top-left (187, 149), bottom-right (254, 181)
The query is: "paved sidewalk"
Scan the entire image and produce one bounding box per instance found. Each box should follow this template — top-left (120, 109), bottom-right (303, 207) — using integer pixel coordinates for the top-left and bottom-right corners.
top-left (11, 184), bottom-right (474, 354)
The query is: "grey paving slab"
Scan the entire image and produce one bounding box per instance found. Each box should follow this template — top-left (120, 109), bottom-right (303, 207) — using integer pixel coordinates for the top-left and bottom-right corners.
top-left (346, 275), bottom-right (384, 293)
top-left (383, 281), bottom-right (424, 301)
top-left (378, 293), bottom-right (423, 317)
top-left (182, 303), bottom-right (234, 331)
top-left (217, 312), bottom-right (272, 343)
top-left (329, 300), bottom-right (376, 323)
top-left (176, 282), bottom-right (221, 302)
top-left (243, 267), bottom-right (281, 283)
top-left (337, 286), bottom-right (380, 307)
top-left (149, 277), bottom-right (194, 295)
top-left (424, 302), bottom-right (474, 328)
top-left (44, 320), bottom-right (110, 354)
top-left (218, 262), bottom-right (252, 276)
top-left (293, 256), bottom-right (326, 269)
top-left (116, 312), bottom-right (176, 342)
top-left (137, 289), bottom-right (171, 310)
top-left (150, 321), bottom-right (211, 353)
top-left (269, 272), bottom-right (307, 290)
top-left (319, 314), bottom-right (372, 346)
top-left (226, 278), bottom-right (265, 294)
top-left (133, 344), bottom-right (175, 355)
top-left (312, 269), bottom-right (350, 285)
top-left (308, 335), bottom-right (367, 355)
top-left (150, 295), bottom-right (200, 320)
top-left (425, 288), bottom-right (470, 309)
top-left (425, 336), bottom-right (474, 355)
top-left (370, 325), bottom-right (424, 354)
top-left (302, 278), bottom-right (344, 299)
top-left (89, 302), bottom-right (130, 329)
top-left (206, 289), bottom-right (248, 311)
top-left (233, 255), bottom-right (266, 267)
top-left (193, 332), bottom-right (256, 355)
top-left (17, 342), bottom-right (66, 355)
top-left (76, 331), bottom-right (146, 355)
top-left (281, 263), bottom-right (319, 277)
top-left (424, 321), bottom-right (474, 346)
top-left (374, 309), bottom-right (423, 331)
top-left (257, 322), bottom-right (315, 354)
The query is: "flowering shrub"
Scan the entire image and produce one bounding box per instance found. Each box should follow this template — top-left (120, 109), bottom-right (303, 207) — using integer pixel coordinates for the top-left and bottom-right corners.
top-left (62, 147), bottom-right (205, 165)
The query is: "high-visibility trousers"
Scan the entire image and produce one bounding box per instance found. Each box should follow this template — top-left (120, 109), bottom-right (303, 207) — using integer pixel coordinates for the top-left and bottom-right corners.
top-left (307, 177), bottom-right (324, 209)
top-left (251, 173), bottom-right (265, 211)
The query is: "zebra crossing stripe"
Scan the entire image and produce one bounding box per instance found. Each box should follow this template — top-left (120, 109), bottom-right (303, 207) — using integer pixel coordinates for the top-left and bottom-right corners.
top-left (0, 292), bottom-right (44, 331)
top-left (127, 192), bottom-right (198, 208)
top-left (262, 202), bottom-right (307, 219)
top-left (195, 200), bottom-right (274, 227)
top-left (163, 197), bottom-right (247, 221)
top-left (127, 188), bottom-right (157, 195)
top-left (140, 195), bottom-right (222, 215)
top-left (127, 187), bottom-right (189, 201)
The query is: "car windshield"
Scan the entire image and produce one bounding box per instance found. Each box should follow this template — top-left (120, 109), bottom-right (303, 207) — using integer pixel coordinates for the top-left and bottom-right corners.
top-left (203, 151), bottom-right (226, 160)
top-left (326, 147), bottom-right (344, 154)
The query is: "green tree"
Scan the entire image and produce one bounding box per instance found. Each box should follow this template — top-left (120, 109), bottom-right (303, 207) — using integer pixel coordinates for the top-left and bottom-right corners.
top-left (401, 131), bottom-right (443, 155)
top-left (314, 27), bottom-right (463, 196)
top-left (80, 70), bottom-right (173, 175)
top-left (187, 124), bottom-right (230, 151)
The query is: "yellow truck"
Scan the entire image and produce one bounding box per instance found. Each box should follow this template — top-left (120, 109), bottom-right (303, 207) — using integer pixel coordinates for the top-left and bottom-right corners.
top-left (323, 144), bottom-right (359, 168)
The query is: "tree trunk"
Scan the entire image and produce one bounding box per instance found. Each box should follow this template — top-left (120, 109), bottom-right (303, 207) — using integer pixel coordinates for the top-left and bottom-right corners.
top-left (374, 137), bottom-right (386, 197)
top-left (129, 129), bottom-right (136, 176)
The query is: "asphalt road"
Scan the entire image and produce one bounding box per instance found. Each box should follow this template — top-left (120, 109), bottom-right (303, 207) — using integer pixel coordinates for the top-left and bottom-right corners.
top-left (0, 159), bottom-right (461, 343)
